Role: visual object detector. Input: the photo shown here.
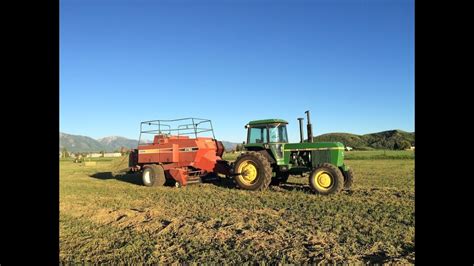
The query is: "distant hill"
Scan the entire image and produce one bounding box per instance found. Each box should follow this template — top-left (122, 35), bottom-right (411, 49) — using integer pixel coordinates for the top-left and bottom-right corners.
top-left (98, 136), bottom-right (138, 151)
top-left (221, 141), bottom-right (239, 151)
top-left (60, 133), bottom-right (138, 152)
top-left (60, 133), bottom-right (106, 152)
top-left (313, 130), bottom-right (414, 150)
top-left (61, 130), bottom-right (411, 152)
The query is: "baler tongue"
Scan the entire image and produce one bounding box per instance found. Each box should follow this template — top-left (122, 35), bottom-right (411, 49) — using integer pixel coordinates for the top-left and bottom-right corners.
top-left (115, 167), bottom-right (131, 174)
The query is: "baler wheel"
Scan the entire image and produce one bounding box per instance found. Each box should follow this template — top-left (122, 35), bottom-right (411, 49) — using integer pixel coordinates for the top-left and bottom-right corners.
top-left (309, 163), bottom-right (344, 195)
top-left (142, 164), bottom-right (166, 187)
top-left (233, 151), bottom-right (272, 191)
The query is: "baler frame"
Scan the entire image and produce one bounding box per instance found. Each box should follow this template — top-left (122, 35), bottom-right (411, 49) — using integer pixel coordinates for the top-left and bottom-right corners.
top-left (139, 118), bottom-right (216, 144)
top-left (129, 117), bottom-right (231, 187)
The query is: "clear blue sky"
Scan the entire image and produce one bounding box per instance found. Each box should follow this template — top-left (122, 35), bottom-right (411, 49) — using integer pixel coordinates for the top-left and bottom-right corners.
top-left (60, 0), bottom-right (414, 143)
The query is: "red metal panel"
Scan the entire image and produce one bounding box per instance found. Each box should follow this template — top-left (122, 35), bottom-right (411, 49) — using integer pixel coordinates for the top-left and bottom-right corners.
top-left (172, 144), bottom-right (179, 162)
top-left (169, 168), bottom-right (188, 186)
top-left (136, 134), bottom-right (231, 185)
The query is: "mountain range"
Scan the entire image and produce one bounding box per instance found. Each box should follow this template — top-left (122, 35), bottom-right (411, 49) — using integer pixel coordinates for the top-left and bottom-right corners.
top-left (60, 129), bottom-right (414, 153)
top-left (59, 132), bottom-right (239, 152)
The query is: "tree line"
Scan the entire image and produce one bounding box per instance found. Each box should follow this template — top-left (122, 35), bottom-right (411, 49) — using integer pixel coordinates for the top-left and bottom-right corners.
top-left (60, 146), bottom-right (131, 158)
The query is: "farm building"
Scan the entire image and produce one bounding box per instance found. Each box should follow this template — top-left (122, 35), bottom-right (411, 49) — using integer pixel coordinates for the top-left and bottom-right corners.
top-left (86, 152), bottom-right (122, 158)
top-left (104, 152), bottom-right (122, 157)
top-left (87, 153), bottom-right (102, 158)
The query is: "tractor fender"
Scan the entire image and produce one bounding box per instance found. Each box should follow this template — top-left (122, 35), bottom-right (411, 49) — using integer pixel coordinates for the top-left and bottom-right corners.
top-left (256, 150), bottom-right (276, 165)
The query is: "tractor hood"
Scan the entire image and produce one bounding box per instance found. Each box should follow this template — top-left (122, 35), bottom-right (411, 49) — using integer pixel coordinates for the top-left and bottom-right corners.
top-left (283, 141), bottom-right (345, 168)
top-left (283, 141), bottom-right (345, 151)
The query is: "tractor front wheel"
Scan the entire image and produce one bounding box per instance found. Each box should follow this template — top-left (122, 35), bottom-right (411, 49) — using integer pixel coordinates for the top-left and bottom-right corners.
top-left (233, 151), bottom-right (272, 191)
top-left (142, 164), bottom-right (166, 187)
top-left (309, 163), bottom-right (344, 195)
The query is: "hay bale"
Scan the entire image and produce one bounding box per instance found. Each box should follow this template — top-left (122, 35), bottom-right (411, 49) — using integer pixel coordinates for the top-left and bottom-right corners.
top-left (84, 161), bottom-right (97, 167)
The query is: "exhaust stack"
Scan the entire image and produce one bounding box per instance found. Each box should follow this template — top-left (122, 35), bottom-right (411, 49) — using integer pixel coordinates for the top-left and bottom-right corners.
top-left (297, 118), bottom-right (305, 143)
top-left (305, 110), bottom-right (313, 143)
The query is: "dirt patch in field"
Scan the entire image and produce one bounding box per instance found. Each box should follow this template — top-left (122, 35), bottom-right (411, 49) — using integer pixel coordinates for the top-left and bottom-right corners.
top-left (91, 208), bottom-right (174, 233)
top-left (60, 202), bottom-right (174, 233)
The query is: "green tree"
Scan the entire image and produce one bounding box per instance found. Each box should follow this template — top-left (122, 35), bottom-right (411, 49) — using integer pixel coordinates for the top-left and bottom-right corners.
top-left (62, 147), bottom-right (69, 158)
top-left (398, 140), bottom-right (411, 150)
top-left (393, 142), bottom-right (399, 150)
top-left (120, 146), bottom-right (129, 156)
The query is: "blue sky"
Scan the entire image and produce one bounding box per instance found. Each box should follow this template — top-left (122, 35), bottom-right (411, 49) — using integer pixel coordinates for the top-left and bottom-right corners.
top-left (60, 0), bottom-right (414, 143)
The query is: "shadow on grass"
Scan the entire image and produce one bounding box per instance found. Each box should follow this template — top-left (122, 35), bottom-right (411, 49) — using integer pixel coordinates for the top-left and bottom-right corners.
top-left (89, 172), bottom-right (143, 186)
top-left (277, 182), bottom-right (313, 193)
top-left (89, 173), bottom-right (322, 194)
top-left (362, 251), bottom-right (389, 264)
top-left (202, 177), bottom-right (315, 193)
top-left (200, 174), bottom-right (237, 189)
top-left (199, 175), bottom-right (316, 192)
top-left (361, 243), bottom-right (414, 264)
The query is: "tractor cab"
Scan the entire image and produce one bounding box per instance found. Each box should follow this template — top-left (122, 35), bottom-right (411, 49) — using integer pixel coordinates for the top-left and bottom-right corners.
top-left (244, 119), bottom-right (289, 163)
top-left (245, 119), bottom-right (289, 145)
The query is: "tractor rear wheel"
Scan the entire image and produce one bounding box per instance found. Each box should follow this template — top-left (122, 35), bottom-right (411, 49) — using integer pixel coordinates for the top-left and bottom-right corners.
top-left (343, 168), bottom-right (354, 190)
top-left (142, 164), bottom-right (166, 187)
top-left (233, 151), bottom-right (272, 191)
top-left (309, 163), bottom-right (344, 195)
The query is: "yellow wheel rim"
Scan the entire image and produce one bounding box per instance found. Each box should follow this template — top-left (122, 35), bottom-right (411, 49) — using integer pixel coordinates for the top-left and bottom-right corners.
top-left (313, 171), bottom-right (333, 191)
top-left (237, 160), bottom-right (258, 185)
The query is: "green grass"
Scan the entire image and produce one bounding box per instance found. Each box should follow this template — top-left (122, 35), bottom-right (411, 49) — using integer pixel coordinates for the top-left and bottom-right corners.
top-left (222, 152), bottom-right (241, 161)
top-left (344, 150), bottom-right (414, 160)
top-left (60, 156), bottom-right (414, 264)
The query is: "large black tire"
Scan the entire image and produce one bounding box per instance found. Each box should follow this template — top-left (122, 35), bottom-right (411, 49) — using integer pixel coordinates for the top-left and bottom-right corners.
top-left (309, 163), bottom-right (344, 195)
top-left (142, 164), bottom-right (166, 187)
top-left (342, 168), bottom-right (354, 190)
top-left (233, 151), bottom-right (272, 191)
top-left (271, 171), bottom-right (290, 186)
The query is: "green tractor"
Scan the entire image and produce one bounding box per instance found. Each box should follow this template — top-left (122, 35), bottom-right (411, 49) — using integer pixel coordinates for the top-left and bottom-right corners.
top-left (233, 110), bottom-right (354, 195)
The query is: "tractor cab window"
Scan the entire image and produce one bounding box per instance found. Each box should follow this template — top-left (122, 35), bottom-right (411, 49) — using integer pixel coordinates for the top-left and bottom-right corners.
top-left (248, 126), bottom-right (268, 144)
top-left (269, 124), bottom-right (288, 143)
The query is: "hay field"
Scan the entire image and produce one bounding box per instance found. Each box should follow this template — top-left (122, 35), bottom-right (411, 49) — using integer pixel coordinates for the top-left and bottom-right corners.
top-left (60, 151), bottom-right (414, 264)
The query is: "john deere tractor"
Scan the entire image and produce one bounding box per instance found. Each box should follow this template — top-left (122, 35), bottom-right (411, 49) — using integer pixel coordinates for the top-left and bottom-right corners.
top-left (233, 111), bottom-right (354, 195)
